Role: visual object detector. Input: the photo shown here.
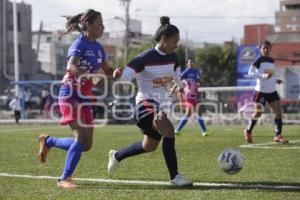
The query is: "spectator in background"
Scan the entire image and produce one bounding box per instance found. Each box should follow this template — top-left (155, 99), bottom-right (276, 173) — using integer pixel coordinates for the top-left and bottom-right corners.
top-left (9, 96), bottom-right (21, 124)
top-left (24, 89), bottom-right (32, 110)
top-left (40, 89), bottom-right (50, 114)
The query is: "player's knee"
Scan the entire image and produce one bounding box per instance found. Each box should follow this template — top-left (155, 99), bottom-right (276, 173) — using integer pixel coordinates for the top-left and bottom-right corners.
top-left (186, 112), bottom-right (192, 117)
top-left (143, 144), bottom-right (158, 152)
top-left (254, 112), bottom-right (262, 118)
top-left (154, 112), bottom-right (164, 123)
top-left (163, 131), bottom-right (175, 138)
top-left (275, 112), bottom-right (282, 119)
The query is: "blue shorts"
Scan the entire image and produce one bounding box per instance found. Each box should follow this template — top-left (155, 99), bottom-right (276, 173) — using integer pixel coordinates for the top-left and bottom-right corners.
top-left (134, 99), bottom-right (162, 141)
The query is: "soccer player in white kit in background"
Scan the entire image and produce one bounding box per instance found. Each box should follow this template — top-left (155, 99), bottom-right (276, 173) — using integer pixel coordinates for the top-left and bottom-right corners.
top-left (244, 40), bottom-right (288, 144)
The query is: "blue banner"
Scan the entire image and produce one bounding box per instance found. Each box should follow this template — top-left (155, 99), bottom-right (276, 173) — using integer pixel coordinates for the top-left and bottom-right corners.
top-left (236, 45), bottom-right (260, 111)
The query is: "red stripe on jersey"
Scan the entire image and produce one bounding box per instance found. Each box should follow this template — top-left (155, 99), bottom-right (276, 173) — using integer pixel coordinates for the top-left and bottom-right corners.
top-left (142, 100), bottom-right (154, 112)
top-left (145, 61), bottom-right (175, 67)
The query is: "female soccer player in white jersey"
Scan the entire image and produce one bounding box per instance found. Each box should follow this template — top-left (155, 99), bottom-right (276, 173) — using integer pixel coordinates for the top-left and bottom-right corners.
top-left (244, 40), bottom-right (288, 144)
top-left (109, 16), bottom-right (193, 187)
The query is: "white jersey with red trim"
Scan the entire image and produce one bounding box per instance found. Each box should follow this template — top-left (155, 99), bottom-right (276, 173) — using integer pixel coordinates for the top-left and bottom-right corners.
top-left (248, 56), bottom-right (278, 93)
top-left (120, 46), bottom-right (181, 109)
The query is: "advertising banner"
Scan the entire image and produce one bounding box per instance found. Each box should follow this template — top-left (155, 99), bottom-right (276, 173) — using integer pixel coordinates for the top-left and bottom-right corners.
top-left (236, 45), bottom-right (260, 112)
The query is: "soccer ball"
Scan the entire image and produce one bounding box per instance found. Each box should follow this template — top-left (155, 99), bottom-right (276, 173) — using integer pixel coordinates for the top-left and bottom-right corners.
top-left (218, 149), bottom-right (244, 175)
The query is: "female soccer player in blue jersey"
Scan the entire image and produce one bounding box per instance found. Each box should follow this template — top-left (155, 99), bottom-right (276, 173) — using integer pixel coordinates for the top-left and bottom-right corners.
top-left (108, 16), bottom-right (193, 187)
top-left (174, 59), bottom-right (213, 136)
top-left (244, 40), bottom-right (288, 144)
top-left (38, 9), bottom-right (115, 189)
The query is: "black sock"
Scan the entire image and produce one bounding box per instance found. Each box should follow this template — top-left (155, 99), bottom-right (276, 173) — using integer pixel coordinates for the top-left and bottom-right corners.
top-left (162, 137), bottom-right (178, 180)
top-left (246, 119), bottom-right (257, 133)
top-left (115, 141), bottom-right (145, 161)
top-left (274, 119), bottom-right (282, 136)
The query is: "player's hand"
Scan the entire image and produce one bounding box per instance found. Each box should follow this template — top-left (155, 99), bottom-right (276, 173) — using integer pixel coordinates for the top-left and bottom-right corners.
top-left (178, 94), bottom-right (184, 103)
top-left (92, 76), bottom-right (101, 85)
top-left (177, 88), bottom-right (184, 102)
top-left (113, 67), bottom-right (122, 79)
top-left (263, 72), bottom-right (272, 79)
top-left (178, 87), bottom-right (185, 94)
top-left (276, 79), bottom-right (283, 84)
top-left (75, 70), bottom-right (91, 83)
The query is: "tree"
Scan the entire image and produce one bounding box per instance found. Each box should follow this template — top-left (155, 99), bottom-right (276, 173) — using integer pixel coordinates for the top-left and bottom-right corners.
top-left (194, 45), bottom-right (236, 87)
top-left (119, 42), bottom-right (188, 68)
top-left (175, 45), bottom-right (187, 67)
top-left (118, 41), bottom-right (154, 67)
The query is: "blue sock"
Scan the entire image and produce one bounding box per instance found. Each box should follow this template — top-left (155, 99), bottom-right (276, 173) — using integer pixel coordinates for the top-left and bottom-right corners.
top-left (46, 137), bottom-right (74, 151)
top-left (60, 141), bottom-right (83, 180)
top-left (197, 115), bottom-right (207, 133)
top-left (115, 141), bottom-right (145, 161)
top-left (162, 137), bottom-right (178, 180)
top-left (175, 115), bottom-right (188, 132)
top-left (246, 119), bottom-right (257, 133)
top-left (274, 119), bottom-right (282, 136)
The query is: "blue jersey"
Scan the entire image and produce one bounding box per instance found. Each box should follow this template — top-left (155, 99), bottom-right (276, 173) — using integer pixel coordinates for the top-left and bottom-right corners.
top-left (181, 68), bottom-right (200, 86)
top-left (60, 34), bottom-right (106, 97)
top-left (67, 34), bottom-right (106, 73)
top-left (181, 68), bottom-right (201, 101)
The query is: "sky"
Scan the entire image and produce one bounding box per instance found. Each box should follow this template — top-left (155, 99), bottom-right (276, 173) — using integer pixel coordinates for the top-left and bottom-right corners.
top-left (22, 0), bottom-right (280, 43)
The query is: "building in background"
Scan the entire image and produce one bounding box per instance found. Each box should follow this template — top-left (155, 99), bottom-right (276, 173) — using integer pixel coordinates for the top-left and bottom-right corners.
top-left (0, 0), bottom-right (40, 94)
top-left (32, 30), bottom-right (118, 80)
top-left (32, 30), bottom-right (77, 80)
top-left (275, 0), bottom-right (300, 32)
top-left (243, 24), bottom-right (275, 46)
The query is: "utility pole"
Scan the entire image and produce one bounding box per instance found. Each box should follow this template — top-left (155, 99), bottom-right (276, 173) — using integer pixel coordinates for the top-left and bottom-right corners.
top-left (118, 0), bottom-right (131, 64)
top-left (35, 21), bottom-right (43, 58)
top-left (13, 0), bottom-right (20, 97)
top-left (185, 30), bottom-right (189, 61)
top-left (3, 0), bottom-right (14, 80)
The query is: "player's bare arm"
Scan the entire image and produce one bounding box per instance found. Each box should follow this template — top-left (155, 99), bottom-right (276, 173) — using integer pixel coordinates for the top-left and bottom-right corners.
top-left (101, 60), bottom-right (115, 76)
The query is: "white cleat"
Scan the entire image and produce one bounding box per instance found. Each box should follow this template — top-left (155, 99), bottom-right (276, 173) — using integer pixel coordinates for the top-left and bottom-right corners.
top-left (202, 130), bottom-right (215, 137)
top-left (108, 150), bottom-right (120, 176)
top-left (170, 174), bottom-right (193, 187)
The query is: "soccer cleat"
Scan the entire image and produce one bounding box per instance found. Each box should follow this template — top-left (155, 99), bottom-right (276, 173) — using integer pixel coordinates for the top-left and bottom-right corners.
top-left (170, 174), bottom-right (193, 187)
top-left (244, 129), bottom-right (253, 144)
top-left (57, 177), bottom-right (79, 189)
top-left (108, 150), bottom-right (120, 176)
top-left (274, 135), bottom-right (289, 144)
top-left (38, 134), bottom-right (50, 163)
top-left (202, 130), bottom-right (215, 137)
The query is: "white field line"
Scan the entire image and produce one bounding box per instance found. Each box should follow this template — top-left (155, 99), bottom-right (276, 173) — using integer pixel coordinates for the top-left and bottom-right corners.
top-left (239, 140), bottom-right (300, 149)
top-left (0, 126), bottom-right (67, 133)
top-left (0, 173), bottom-right (299, 191)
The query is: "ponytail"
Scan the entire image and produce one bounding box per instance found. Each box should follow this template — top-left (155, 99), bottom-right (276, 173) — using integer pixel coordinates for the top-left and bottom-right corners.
top-left (61, 9), bottom-right (101, 36)
top-left (154, 16), bottom-right (179, 42)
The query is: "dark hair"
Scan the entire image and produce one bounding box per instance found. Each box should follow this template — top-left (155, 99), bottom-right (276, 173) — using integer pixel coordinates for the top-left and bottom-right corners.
top-left (259, 40), bottom-right (272, 48)
top-left (62, 9), bottom-right (101, 35)
top-left (154, 16), bottom-right (179, 42)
